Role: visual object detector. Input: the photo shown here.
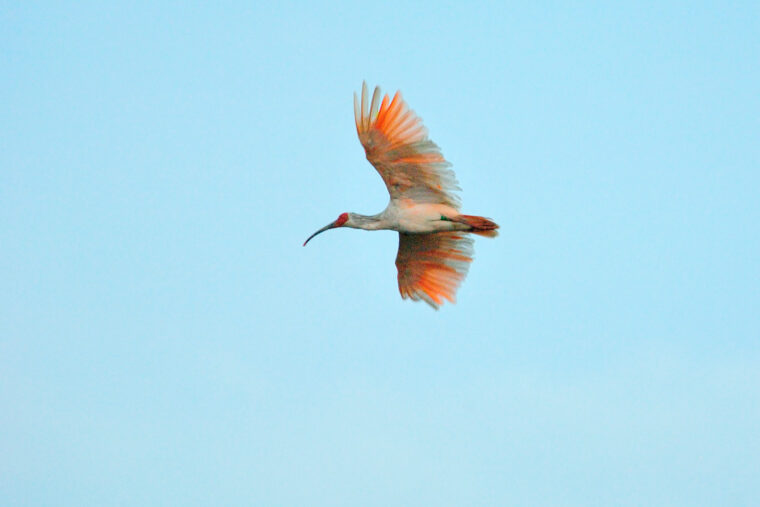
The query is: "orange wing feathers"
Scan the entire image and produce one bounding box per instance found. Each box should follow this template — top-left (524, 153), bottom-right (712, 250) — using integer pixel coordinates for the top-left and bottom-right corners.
top-left (395, 232), bottom-right (474, 309)
top-left (354, 82), bottom-right (461, 208)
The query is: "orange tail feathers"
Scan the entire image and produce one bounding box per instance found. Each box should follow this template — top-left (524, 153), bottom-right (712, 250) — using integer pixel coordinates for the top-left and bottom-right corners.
top-left (454, 214), bottom-right (499, 238)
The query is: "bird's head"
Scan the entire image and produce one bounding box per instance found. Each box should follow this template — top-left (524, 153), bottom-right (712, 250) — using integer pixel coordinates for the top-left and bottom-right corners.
top-left (303, 212), bottom-right (350, 246)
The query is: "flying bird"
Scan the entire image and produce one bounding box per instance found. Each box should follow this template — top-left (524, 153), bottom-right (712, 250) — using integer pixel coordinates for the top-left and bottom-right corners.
top-left (304, 82), bottom-right (498, 309)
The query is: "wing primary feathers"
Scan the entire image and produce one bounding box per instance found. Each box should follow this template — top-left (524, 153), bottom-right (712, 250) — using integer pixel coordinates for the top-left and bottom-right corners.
top-left (369, 86), bottom-right (381, 123)
top-left (354, 83), bottom-right (462, 209)
top-left (361, 81), bottom-right (368, 129)
top-left (382, 91), bottom-right (404, 132)
top-left (385, 110), bottom-right (415, 140)
top-left (375, 95), bottom-right (390, 129)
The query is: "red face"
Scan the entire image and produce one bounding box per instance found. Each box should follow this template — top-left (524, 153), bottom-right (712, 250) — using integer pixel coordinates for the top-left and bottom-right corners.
top-left (335, 212), bottom-right (349, 226)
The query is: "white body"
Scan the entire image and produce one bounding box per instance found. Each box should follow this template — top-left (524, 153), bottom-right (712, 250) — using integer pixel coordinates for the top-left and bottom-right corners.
top-left (348, 201), bottom-right (470, 234)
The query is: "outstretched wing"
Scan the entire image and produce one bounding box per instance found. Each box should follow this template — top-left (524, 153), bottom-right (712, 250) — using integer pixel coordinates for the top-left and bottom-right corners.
top-left (395, 232), bottom-right (474, 309)
top-left (354, 82), bottom-right (461, 209)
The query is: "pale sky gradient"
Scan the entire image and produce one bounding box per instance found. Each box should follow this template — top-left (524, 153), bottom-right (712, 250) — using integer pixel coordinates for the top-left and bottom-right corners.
top-left (2, 2), bottom-right (759, 505)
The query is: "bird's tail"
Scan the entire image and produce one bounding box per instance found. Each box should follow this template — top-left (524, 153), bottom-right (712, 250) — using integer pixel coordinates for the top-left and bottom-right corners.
top-left (453, 214), bottom-right (499, 238)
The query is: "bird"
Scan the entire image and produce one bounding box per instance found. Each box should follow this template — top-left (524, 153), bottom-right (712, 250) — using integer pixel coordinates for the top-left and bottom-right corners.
top-left (303, 82), bottom-right (498, 309)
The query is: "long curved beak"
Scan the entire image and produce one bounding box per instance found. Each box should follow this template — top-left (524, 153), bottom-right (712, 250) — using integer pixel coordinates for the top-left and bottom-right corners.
top-left (303, 221), bottom-right (339, 246)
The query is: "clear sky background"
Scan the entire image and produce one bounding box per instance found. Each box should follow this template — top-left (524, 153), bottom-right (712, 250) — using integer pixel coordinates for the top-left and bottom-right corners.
top-left (2, 2), bottom-right (758, 505)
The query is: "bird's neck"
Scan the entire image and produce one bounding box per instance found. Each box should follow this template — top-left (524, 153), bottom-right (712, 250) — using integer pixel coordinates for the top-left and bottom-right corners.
top-left (348, 212), bottom-right (389, 231)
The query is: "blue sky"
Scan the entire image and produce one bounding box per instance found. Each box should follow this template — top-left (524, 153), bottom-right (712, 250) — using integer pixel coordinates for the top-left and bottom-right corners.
top-left (2, 1), bottom-right (758, 505)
